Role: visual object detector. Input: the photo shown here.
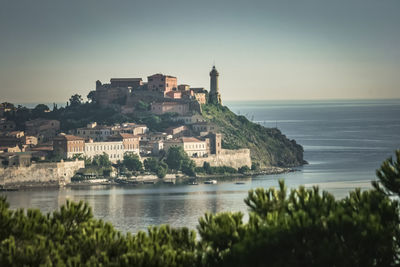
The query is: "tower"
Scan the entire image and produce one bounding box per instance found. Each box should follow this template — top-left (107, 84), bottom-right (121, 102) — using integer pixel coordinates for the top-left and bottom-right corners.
top-left (209, 65), bottom-right (222, 105)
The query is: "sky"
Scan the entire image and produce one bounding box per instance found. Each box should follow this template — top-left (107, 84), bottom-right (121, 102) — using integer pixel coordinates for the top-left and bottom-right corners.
top-left (0, 0), bottom-right (400, 103)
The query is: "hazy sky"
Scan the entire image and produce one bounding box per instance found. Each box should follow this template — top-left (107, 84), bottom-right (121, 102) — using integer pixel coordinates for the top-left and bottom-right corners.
top-left (1, 0), bottom-right (400, 103)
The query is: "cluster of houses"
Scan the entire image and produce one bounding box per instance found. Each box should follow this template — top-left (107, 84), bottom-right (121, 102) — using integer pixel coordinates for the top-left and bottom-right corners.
top-left (0, 114), bottom-right (221, 167)
top-left (0, 66), bottom-right (225, 168)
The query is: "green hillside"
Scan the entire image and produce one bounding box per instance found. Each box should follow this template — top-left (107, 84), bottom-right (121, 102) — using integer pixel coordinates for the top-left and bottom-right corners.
top-left (202, 104), bottom-right (306, 167)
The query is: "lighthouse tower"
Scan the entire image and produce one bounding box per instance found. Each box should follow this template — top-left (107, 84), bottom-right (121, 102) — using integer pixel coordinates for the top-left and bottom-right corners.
top-left (209, 65), bottom-right (222, 105)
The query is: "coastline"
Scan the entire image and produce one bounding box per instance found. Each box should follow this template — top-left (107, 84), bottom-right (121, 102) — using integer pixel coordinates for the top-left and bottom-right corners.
top-left (66, 167), bottom-right (297, 187)
top-left (1, 166), bottom-right (297, 190)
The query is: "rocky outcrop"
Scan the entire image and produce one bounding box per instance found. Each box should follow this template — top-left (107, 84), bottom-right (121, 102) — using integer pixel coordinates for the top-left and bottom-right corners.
top-left (202, 105), bottom-right (305, 168)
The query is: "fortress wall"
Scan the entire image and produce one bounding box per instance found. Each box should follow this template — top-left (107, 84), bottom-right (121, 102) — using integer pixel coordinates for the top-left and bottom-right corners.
top-left (0, 160), bottom-right (84, 188)
top-left (193, 149), bottom-right (251, 169)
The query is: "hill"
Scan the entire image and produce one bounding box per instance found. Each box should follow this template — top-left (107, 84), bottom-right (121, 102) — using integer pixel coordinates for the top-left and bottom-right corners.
top-left (202, 104), bottom-right (306, 167)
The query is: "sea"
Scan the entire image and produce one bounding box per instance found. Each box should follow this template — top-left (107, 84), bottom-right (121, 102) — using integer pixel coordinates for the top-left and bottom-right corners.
top-left (2, 99), bottom-right (400, 234)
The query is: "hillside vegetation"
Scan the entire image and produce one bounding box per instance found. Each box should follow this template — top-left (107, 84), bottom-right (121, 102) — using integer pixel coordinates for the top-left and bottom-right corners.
top-left (202, 104), bottom-right (305, 167)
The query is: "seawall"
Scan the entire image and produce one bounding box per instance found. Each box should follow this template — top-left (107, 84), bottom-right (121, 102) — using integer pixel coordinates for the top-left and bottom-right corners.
top-left (0, 160), bottom-right (85, 188)
top-left (192, 149), bottom-right (251, 169)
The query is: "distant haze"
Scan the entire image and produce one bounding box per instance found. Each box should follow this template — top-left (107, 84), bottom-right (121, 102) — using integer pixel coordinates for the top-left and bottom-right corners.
top-left (1, 0), bottom-right (400, 103)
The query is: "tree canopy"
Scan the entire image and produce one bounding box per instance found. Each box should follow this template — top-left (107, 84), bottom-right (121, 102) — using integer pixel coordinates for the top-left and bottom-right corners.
top-left (69, 94), bottom-right (83, 106)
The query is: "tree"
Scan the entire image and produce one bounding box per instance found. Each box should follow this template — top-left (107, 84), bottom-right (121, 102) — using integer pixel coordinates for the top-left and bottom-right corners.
top-left (238, 165), bottom-right (250, 174)
top-left (373, 149), bottom-right (400, 197)
top-left (92, 153), bottom-right (111, 169)
top-left (251, 162), bottom-right (260, 171)
top-left (32, 104), bottom-right (50, 117)
top-left (182, 159), bottom-right (196, 176)
top-left (203, 162), bottom-right (212, 174)
top-left (71, 154), bottom-right (91, 166)
top-left (136, 100), bottom-right (149, 111)
top-left (69, 94), bottom-right (83, 107)
top-left (123, 153), bottom-right (143, 172)
top-left (87, 91), bottom-right (96, 103)
top-left (156, 163), bottom-right (168, 178)
top-left (165, 146), bottom-right (191, 171)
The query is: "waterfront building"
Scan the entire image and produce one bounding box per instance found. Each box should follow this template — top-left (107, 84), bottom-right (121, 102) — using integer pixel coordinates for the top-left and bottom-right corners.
top-left (53, 134), bottom-right (85, 159)
top-left (84, 140), bottom-right (125, 162)
top-left (163, 137), bottom-right (208, 157)
top-left (53, 132), bottom-right (140, 163)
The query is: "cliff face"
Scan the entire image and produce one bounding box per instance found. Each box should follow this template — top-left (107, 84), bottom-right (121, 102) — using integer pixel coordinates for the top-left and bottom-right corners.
top-left (202, 105), bottom-right (305, 168)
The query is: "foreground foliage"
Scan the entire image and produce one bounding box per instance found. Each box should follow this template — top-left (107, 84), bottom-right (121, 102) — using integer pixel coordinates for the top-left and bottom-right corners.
top-left (1, 151), bottom-right (400, 266)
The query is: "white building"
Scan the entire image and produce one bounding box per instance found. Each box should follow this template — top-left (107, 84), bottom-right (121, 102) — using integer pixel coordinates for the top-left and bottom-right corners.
top-left (75, 122), bottom-right (114, 141)
top-left (163, 137), bottom-right (208, 157)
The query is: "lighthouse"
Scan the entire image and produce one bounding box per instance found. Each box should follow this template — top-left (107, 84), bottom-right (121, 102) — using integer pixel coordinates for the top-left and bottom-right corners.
top-left (209, 65), bottom-right (222, 105)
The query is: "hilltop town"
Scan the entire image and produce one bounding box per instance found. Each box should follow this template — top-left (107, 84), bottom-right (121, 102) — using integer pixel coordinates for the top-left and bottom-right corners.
top-left (0, 66), bottom-right (304, 188)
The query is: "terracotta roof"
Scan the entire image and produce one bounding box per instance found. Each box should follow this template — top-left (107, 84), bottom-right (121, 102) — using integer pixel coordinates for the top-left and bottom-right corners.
top-left (54, 134), bottom-right (85, 141)
top-left (119, 133), bottom-right (138, 139)
top-left (30, 146), bottom-right (53, 151)
top-left (181, 137), bottom-right (203, 143)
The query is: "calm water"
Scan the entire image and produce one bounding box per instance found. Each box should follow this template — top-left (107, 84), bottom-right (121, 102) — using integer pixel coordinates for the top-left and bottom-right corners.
top-left (2, 99), bottom-right (400, 233)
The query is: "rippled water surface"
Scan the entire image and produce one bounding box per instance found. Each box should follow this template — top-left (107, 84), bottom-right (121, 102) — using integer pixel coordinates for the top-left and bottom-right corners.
top-left (3, 99), bottom-right (400, 233)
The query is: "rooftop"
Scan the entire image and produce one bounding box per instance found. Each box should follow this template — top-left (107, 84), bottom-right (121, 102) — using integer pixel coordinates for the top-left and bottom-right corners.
top-left (110, 78), bottom-right (142, 82)
top-left (54, 134), bottom-right (85, 141)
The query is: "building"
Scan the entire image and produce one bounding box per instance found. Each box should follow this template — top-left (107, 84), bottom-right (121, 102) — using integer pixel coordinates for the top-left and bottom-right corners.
top-left (151, 101), bottom-right (190, 115)
top-left (0, 119), bottom-right (16, 131)
top-left (74, 122), bottom-right (114, 141)
top-left (191, 88), bottom-right (208, 105)
top-left (0, 145), bottom-right (22, 153)
top-left (107, 133), bottom-right (140, 154)
top-left (165, 91), bottom-right (182, 99)
top-left (53, 134), bottom-right (85, 159)
top-left (178, 84), bottom-right (190, 91)
top-left (191, 122), bottom-right (218, 134)
top-left (165, 125), bottom-right (188, 138)
top-left (118, 123), bottom-right (149, 135)
top-left (171, 114), bottom-right (206, 125)
top-left (84, 140), bottom-right (125, 163)
top-left (208, 133), bottom-right (222, 155)
top-left (147, 74), bottom-right (177, 96)
top-left (209, 66), bottom-right (222, 105)
top-left (95, 80), bottom-right (132, 107)
top-left (0, 152), bottom-right (32, 168)
top-left (22, 135), bottom-right (38, 146)
top-left (53, 132), bottom-right (140, 163)
top-left (110, 78), bottom-right (143, 88)
top-left (25, 118), bottom-right (60, 143)
top-left (163, 137), bottom-right (208, 157)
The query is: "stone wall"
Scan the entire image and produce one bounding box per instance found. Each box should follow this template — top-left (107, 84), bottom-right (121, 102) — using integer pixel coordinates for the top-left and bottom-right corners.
top-left (0, 160), bottom-right (84, 188)
top-left (192, 149), bottom-right (251, 169)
